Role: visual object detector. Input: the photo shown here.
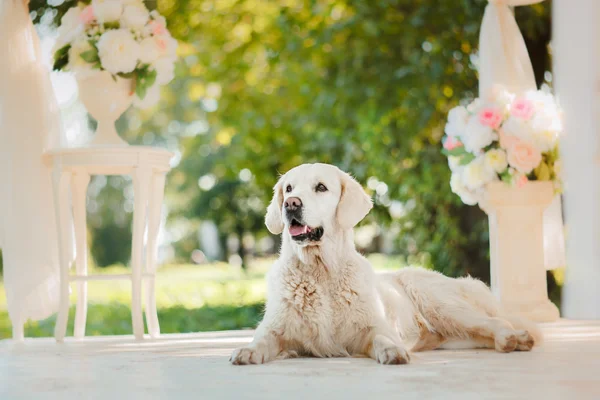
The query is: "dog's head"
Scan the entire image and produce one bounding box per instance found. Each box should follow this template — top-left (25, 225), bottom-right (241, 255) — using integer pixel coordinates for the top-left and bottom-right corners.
top-left (264, 163), bottom-right (372, 245)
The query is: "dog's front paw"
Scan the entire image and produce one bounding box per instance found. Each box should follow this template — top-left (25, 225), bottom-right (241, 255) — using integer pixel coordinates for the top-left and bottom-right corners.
top-left (230, 347), bottom-right (267, 365)
top-left (495, 330), bottom-right (518, 353)
top-left (375, 346), bottom-right (410, 365)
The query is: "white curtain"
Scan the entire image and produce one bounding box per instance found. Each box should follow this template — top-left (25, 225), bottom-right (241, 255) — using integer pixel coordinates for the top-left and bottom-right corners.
top-left (479, 0), bottom-right (566, 270)
top-left (0, 0), bottom-right (67, 329)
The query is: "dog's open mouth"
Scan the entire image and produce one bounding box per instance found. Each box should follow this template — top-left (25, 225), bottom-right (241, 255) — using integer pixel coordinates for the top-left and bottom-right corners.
top-left (289, 219), bottom-right (324, 242)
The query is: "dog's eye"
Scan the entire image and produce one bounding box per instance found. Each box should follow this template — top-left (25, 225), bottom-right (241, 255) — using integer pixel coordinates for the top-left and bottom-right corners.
top-left (286, 185), bottom-right (292, 193)
top-left (315, 183), bottom-right (328, 192)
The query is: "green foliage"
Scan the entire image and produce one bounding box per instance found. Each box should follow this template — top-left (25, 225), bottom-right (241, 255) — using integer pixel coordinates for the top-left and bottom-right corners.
top-left (80, 41), bottom-right (100, 64)
top-left (154, 0), bottom-right (549, 279)
top-left (133, 65), bottom-right (158, 100)
top-left (0, 303), bottom-right (264, 338)
top-left (30, 0), bottom-right (552, 279)
top-left (52, 44), bottom-right (70, 71)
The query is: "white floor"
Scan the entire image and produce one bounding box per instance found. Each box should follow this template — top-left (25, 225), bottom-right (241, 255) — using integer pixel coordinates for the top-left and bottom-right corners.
top-left (1, 320), bottom-right (599, 400)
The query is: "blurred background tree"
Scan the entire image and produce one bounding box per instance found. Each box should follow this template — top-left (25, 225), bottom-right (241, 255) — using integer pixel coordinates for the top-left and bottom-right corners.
top-left (27, 0), bottom-right (551, 281)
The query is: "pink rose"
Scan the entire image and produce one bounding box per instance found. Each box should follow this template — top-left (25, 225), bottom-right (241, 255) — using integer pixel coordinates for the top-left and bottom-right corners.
top-left (511, 98), bottom-right (534, 120)
top-left (149, 20), bottom-right (167, 36)
top-left (443, 136), bottom-right (463, 151)
top-left (516, 174), bottom-right (528, 188)
top-left (498, 129), bottom-right (519, 150)
top-left (79, 5), bottom-right (95, 25)
top-left (155, 37), bottom-right (167, 51)
top-left (507, 140), bottom-right (542, 174)
top-left (478, 107), bottom-right (503, 129)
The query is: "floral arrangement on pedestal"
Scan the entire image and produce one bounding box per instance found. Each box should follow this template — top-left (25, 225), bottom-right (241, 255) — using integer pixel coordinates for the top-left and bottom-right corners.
top-left (442, 87), bottom-right (563, 206)
top-left (52, 0), bottom-right (177, 108)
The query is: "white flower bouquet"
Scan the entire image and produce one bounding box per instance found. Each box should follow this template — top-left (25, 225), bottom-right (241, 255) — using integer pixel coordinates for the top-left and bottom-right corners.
top-left (52, 0), bottom-right (177, 108)
top-left (442, 87), bottom-right (563, 206)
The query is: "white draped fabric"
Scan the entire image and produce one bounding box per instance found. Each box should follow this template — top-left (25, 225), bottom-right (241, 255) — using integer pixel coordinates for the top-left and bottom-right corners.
top-left (0, 0), bottom-right (69, 333)
top-left (478, 0), bottom-right (566, 270)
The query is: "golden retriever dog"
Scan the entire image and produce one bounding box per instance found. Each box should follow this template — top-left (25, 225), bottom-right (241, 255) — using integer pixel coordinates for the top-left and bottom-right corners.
top-left (230, 163), bottom-right (541, 365)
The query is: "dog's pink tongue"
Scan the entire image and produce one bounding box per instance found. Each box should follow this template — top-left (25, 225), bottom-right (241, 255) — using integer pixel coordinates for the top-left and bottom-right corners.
top-left (289, 225), bottom-right (310, 237)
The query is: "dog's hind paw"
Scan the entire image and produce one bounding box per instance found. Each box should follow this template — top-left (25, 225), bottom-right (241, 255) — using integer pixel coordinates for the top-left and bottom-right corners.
top-left (375, 346), bottom-right (410, 365)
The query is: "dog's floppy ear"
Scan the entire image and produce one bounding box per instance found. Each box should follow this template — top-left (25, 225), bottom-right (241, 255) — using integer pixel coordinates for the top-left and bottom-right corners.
top-left (336, 170), bottom-right (373, 229)
top-left (265, 177), bottom-right (285, 234)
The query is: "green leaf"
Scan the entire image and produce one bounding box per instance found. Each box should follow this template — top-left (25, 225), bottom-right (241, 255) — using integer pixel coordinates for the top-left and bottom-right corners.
top-left (117, 72), bottom-right (137, 79)
top-left (458, 153), bottom-right (475, 165)
top-left (146, 69), bottom-right (157, 88)
top-left (441, 146), bottom-right (469, 157)
top-left (80, 48), bottom-right (99, 63)
top-left (500, 170), bottom-right (513, 184)
top-left (135, 77), bottom-right (148, 99)
top-left (52, 44), bottom-right (71, 71)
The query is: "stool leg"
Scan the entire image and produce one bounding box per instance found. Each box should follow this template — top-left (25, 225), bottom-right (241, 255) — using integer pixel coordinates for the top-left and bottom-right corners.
top-left (52, 167), bottom-right (72, 343)
top-left (12, 315), bottom-right (24, 342)
top-left (72, 173), bottom-right (90, 339)
top-left (131, 167), bottom-right (151, 340)
top-left (145, 172), bottom-right (166, 338)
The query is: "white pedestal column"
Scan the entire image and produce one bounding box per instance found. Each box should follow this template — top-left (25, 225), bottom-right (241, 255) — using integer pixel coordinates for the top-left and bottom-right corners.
top-left (553, 0), bottom-right (600, 319)
top-left (484, 181), bottom-right (559, 322)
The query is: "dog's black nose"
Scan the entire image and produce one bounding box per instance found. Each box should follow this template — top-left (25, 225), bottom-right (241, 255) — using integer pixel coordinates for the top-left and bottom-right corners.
top-left (284, 197), bottom-right (302, 211)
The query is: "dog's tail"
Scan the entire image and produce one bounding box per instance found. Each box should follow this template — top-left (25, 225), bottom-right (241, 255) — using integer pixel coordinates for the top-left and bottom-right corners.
top-left (503, 314), bottom-right (544, 345)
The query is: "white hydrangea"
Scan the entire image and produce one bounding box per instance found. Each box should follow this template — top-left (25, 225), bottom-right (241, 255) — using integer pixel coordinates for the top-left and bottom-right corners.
top-left (450, 172), bottom-right (479, 206)
top-left (462, 155), bottom-right (497, 190)
top-left (92, 0), bottom-right (123, 23)
top-left (444, 106), bottom-right (468, 138)
top-left (154, 58), bottom-right (175, 85)
top-left (488, 85), bottom-right (515, 111)
top-left (67, 38), bottom-right (96, 77)
top-left (461, 116), bottom-right (497, 153)
top-left (484, 149), bottom-right (508, 173)
top-left (97, 29), bottom-right (140, 74)
top-left (120, 2), bottom-right (149, 29)
top-left (447, 156), bottom-right (461, 171)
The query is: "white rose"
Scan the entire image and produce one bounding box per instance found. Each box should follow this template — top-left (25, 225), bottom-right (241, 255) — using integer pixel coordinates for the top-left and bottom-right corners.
top-left (138, 36), bottom-right (178, 65)
top-left (67, 38), bottom-right (96, 77)
top-left (92, 0), bottom-right (123, 24)
top-left (484, 149), bottom-right (508, 173)
top-left (97, 29), bottom-right (140, 74)
top-left (450, 172), bottom-right (479, 206)
top-left (530, 113), bottom-right (560, 153)
top-left (149, 10), bottom-right (167, 26)
top-left (445, 106), bottom-right (468, 138)
top-left (133, 84), bottom-right (161, 109)
top-left (467, 98), bottom-right (484, 113)
top-left (463, 156), bottom-right (497, 190)
top-left (488, 85), bottom-right (514, 110)
top-left (462, 116), bottom-right (497, 153)
top-left (154, 58), bottom-right (175, 85)
top-left (138, 37), bottom-right (160, 64)
top-left (120, 3), bottom-right (149, 29)
top-left (55, 7), bottom-right (84, 48)
top-left (503, 116), bottom-right (557, 153)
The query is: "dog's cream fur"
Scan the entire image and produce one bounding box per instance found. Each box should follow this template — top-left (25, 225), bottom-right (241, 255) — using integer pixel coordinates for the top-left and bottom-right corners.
top-left (231, 163), bottom-right (541, 365)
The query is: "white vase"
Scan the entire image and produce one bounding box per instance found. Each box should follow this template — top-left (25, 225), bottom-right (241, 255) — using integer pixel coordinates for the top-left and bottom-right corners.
top-left (77, 71), bottom-right (134, 147)
top-left (482, 181), bottom-right (560, 322)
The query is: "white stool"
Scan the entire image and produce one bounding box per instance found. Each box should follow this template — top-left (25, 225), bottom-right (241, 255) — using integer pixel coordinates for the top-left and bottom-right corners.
top-left (45, 146), bottom-right (173, 342)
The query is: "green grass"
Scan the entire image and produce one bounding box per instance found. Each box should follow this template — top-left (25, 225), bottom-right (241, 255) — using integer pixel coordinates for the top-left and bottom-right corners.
top-left (0, 255), bottom-right (406, 339)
